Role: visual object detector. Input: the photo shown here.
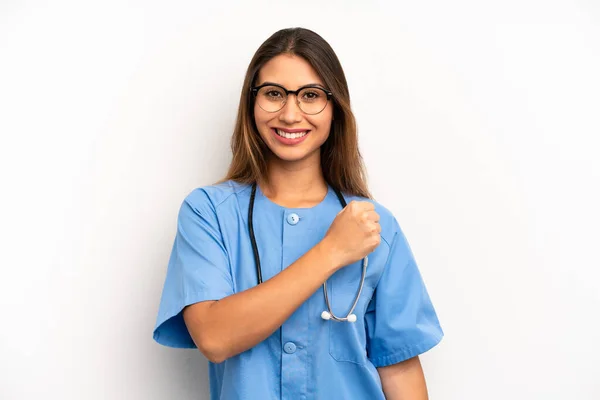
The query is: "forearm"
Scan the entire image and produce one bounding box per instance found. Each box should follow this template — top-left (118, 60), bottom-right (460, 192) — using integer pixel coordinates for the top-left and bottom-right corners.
top-left (183, 240), bottom-right (339, 362)
top-left (378, 356), bottom-right (429, 400)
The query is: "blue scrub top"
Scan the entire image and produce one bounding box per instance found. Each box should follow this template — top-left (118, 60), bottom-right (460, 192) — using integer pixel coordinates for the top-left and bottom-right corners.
top-left (153, 180), bottom-right (443, 400)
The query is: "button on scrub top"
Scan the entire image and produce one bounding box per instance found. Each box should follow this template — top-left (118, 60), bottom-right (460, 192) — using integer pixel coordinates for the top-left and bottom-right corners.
top-left (153, 180), bottom-right (443, 400)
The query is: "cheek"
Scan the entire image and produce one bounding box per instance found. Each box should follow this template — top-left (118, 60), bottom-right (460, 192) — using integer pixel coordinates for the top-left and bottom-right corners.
top-left (309, 109), bottom-right (334, 133)
top-left (253, 104), bottom-right (263, 125)
top-left (317, 105), bottom-right (334, 126)
top-left (253, 106), bottom-right (270, 136)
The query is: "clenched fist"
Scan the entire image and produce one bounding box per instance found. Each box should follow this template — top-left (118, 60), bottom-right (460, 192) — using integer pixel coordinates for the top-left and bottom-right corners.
top-left (321, 201), bottom-right (381, 270)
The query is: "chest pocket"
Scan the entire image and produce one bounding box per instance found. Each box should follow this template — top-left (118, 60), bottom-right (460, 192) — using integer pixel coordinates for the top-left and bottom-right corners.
top-left (328, 277), bottom-right (375, 365)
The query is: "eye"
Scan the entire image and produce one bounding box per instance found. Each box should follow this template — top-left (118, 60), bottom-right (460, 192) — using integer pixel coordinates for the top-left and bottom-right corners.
top-left (301, 90), bottom-right (321, 101)
top-left (257, 85), bottom-right (286, 101)
top-left (266, 90), bottom-right (283, 99)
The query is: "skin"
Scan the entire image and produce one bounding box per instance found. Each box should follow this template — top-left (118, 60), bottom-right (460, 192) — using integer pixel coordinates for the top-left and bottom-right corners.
top-left (253, 53), bottom-right (333, 207)
top-left (183, 54), bottom-right (429, 399)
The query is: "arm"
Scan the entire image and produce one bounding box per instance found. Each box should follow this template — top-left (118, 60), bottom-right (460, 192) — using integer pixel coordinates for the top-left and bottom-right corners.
top-left (182, 240), bottom-right (339, 363)
top-left (377, 356), bottom-right (429, 400)
top-left (182, 200), bottom-right (380, 364)
top-left (365, 217), bottom-right (443, 399)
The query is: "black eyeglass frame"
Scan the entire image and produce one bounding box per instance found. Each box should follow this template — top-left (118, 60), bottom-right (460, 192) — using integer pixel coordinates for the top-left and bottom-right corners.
top-left (250, 83), bottom-right (334, 115)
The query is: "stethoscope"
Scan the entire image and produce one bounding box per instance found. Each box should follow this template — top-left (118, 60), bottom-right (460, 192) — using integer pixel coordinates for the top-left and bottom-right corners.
top-left (248, 182), bottom-right (368, 323)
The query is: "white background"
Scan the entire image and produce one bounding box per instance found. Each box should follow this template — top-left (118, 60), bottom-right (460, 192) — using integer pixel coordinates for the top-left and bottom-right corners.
top-left (1, 1), bottom-right (599, 399)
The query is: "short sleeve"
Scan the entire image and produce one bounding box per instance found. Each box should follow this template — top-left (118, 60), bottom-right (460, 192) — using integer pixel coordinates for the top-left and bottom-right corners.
top-left (365, 219), bottom-right (443, 367)
top-left (152, 190), bottom-right (234, 348)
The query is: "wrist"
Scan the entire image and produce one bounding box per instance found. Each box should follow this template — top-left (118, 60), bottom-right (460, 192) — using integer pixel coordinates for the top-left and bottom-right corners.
top-left (315, 238), bottom-right (342, 273)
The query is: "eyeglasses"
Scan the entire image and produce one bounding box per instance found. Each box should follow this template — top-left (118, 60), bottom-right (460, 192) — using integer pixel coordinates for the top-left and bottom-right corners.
top-left (251, 83), bottom-right (333, 115)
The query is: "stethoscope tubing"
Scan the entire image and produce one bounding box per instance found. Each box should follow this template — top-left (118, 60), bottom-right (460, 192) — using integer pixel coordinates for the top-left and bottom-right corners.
top-left (248, 182), bottom-right (368, 323)
top-left (322, 256), bottom-right (368, 322)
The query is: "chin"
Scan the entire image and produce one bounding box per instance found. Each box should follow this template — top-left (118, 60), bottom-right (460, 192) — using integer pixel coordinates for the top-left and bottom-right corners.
top-left (270, 148), bottom-right (317, 163)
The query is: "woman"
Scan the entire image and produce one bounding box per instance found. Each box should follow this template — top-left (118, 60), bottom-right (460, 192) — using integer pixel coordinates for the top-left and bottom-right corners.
top-left (154, 27), bottom-right (443, 399)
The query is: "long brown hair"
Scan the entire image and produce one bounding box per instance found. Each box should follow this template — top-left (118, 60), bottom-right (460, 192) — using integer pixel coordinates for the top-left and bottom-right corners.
top-left (219, 27), bottom-right (372, 199)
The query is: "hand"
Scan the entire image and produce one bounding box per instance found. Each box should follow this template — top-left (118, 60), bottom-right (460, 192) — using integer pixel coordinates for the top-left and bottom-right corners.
top-left (321, 201), bottom-right (381, 270)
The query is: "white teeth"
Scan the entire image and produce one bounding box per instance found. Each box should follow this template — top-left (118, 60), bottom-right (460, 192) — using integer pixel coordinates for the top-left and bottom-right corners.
top-left (276, 129), bottom-right (308, 139)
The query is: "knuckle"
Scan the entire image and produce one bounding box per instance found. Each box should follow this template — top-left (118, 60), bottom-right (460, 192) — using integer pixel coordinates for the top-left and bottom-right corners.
top-left (361, 212), bottom-right (370, 223)
top-left (358, 201), bottom-right (370, 209)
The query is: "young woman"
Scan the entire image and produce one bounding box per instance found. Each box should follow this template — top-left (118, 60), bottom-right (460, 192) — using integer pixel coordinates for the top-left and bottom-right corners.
top-left (153, 27), bottom-right (443, 400)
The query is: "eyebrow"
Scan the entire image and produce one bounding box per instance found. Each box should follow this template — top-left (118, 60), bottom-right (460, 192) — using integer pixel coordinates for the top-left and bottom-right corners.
top-left (258, 81), bottom-right (327, 90)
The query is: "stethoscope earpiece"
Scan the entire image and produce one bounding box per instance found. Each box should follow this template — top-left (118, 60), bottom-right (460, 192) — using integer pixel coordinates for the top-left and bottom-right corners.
top-left (321, 255), bottom-right (368, 324)
top-left (320, 311), bottom-right (358, 323)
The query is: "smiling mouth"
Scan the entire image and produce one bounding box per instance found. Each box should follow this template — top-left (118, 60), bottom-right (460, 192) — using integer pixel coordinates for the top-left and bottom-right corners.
top-left (272, 128), bottom-right (310, 139)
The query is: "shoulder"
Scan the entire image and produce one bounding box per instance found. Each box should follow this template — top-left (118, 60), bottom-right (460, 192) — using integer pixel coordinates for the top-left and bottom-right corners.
top-left (181, 180), bottom-right (252, 216)
top-left (343, 193), bottom-right (403, 249)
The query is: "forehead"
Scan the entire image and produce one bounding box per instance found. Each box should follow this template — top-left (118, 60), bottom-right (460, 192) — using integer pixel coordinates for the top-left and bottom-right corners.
top-left (256, 54), bottom-right (324, 89)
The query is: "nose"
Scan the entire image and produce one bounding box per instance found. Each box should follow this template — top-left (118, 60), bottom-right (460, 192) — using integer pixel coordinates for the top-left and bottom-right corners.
top-left (278, 94), bottom-right (303, 124)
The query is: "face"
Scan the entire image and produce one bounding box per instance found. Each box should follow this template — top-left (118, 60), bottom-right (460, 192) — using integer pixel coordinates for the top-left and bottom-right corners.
top-left (253, 54), bottom-right (334, 164)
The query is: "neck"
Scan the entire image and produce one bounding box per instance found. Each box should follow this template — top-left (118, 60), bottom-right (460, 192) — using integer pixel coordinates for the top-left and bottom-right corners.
top-left (259, 154), bottom-right (328, 208)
